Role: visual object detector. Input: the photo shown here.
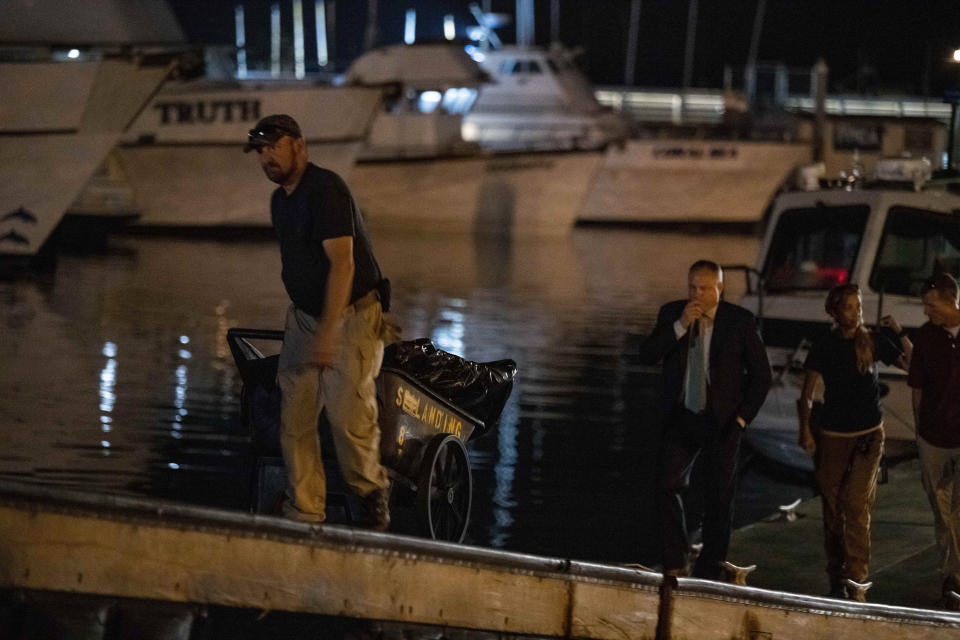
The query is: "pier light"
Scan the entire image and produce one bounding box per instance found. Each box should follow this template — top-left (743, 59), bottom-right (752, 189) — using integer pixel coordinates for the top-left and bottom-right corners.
top-left (953, 48), bottom-right (960, 63)
top-left (67, 48), bottom-right (80, 59)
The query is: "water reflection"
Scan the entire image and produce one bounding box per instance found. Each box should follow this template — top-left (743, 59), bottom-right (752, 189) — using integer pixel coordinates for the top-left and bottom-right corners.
top-left (0, 228), bottom-right (806, 564)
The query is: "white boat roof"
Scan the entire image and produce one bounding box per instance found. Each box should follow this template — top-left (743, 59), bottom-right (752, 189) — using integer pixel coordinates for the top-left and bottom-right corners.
top-left (0, 0), bottom-right (186, 46)
top-left (772, 181), bottom-right (960, 214)
top-left (345, 43), bottom-right (486, 88)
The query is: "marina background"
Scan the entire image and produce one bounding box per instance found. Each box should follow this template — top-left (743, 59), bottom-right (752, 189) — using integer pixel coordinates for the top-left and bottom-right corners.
top-left (4, 2), bottom-right (960, 633)
top-left (168, 0), bottom-right (960, 96)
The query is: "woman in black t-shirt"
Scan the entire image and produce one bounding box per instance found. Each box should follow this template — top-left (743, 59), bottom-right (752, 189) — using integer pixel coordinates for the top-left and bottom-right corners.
top-left (797, 284), bottom-right (912, 601)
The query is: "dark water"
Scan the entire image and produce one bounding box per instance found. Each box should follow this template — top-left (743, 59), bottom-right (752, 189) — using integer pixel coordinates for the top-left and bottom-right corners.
top-left (0, 228), bottom-right (811, 565)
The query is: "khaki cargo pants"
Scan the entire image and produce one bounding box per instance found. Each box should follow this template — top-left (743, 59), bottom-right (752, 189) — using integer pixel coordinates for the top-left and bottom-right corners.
top-left (918, 435), bottom-right (960, 586)
top-left (277, 293), bottom-right (388, 519)
top-left (815, 427), bottom-right (884, 584)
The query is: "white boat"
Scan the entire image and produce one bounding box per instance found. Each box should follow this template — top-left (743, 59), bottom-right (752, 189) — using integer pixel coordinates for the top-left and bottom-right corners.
top-left (82, 37), bottom-right (626, 236)
top-left (345, 43), bottom-right (621, 236)
top-left (113, 80), bottom-right (382, 229)
top-left (0, 0), bottom-right (183, 258)
top-left (463, 45), bottom-right (630, 152)
top-left (738, 157), bottom-right (958, 471)
top-left (579, 97), bottom-right (946, 227)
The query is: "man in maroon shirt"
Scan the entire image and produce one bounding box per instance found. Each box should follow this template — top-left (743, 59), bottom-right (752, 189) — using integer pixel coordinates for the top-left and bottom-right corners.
top-left (908, 273), bottom-right (960, 609)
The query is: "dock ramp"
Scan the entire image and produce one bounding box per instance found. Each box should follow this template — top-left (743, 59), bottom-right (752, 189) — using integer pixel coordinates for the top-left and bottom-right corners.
top-left (1, 480), bottom-right (958, 639)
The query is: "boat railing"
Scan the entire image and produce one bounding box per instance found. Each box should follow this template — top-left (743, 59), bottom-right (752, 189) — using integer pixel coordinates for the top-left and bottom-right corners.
top-left (722, 263), bottom-right (765, 331)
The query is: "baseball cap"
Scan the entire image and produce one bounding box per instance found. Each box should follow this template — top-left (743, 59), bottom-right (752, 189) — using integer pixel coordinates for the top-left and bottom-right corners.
top-left (243, 114), bottom-right (303, 152)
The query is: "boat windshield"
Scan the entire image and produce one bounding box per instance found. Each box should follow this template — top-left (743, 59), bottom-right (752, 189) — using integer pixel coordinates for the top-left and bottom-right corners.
top-left (869, 206), bottom-right (960, 296)
top-left (763, 205), bottom-right (870, 292)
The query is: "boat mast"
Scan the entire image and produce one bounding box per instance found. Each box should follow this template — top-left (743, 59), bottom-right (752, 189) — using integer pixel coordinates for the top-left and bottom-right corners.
top-left (550, 0), bottom-right (560, 45)
top-left (624, 0), bottom-right (641, 86)
top-left (293, 0), bottom-right (305, 78)
top-left (516, 0), bottom-right (534, 49)
top-left (682, 0), bottom-right (698, 88)
top-left (234, 4), bottom-right (248, 79)
top-left (744, 0), bottom-right (766, 107)
top-left (270, 2), bottom-right (280, 77)
top-left (315, 0), bottom-right (329, 68)
top-left (364, 0), bottom-right (379, 51)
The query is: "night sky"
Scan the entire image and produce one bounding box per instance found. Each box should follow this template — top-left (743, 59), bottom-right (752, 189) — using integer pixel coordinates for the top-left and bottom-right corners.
top-left (167, 0), bottom-right (960, 96)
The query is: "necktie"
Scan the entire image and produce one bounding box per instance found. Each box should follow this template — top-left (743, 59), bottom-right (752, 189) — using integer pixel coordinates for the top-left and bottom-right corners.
top-left (685, 319), bottom-right (707, 413)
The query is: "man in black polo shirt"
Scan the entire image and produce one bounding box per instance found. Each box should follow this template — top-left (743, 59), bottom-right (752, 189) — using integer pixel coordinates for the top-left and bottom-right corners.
top-left (245, 114), bottom-right (391, 530)
top-left (908, 272), bottom-right (960, 609)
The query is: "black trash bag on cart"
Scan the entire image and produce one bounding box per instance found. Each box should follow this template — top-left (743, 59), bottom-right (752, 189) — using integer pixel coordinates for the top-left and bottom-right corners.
top-left (383, 338), bottom-right (517, 433)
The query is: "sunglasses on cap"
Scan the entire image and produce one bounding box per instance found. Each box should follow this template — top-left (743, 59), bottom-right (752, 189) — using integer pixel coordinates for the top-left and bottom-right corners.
top-left (244, 125), bottom-right (298, 152)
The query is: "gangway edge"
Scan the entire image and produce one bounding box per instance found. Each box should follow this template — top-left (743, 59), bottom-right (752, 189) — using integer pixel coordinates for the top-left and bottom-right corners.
top-left (1, 480), bottom-right (959, 639)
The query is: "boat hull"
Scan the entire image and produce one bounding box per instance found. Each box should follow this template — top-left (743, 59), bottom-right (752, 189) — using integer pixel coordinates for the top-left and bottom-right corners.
top-left (114, 141), bottom-right (362, 227)
top-left (351, 151), bottom-right (603, 236)
top-left (580, 139), bottom-right (811, 225)
top-left (0, 59), bottom-right (172, 256)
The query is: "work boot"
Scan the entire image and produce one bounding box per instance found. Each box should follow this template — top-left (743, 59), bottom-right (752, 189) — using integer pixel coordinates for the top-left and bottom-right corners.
top-left (281, 498), bottom-right (325, 524)
top-left (827, 579), bottom-right (848, 599)
top-left (362, 483), bottom-right (391, 532)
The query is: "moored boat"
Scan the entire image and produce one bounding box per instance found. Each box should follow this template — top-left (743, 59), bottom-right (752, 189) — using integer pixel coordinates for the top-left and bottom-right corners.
top-left (112, 81), bottom-right (382, 229)
top-left (738, 157), bottom-right (959, 470)
top-left (0, 0), bottom-right (184, 258)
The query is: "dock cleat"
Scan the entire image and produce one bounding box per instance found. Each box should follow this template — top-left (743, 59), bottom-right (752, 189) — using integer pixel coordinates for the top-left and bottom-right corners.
top-left (944, 591), bottom-right (960, 612)
top-left (844, 578), bottom-right (873, 603)
top-left (777, 498), bottom-right (802, 522)
top-left (939, 578), bottom-right (960, 611)
top-left (719, 561), bottom-right (757, 586)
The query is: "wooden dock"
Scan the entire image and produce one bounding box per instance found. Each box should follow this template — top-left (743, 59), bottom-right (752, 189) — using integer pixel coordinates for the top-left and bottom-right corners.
top-left (1, 479), bottom-right (959, 639)
top-left (728, 457), bottom-right (949, 610)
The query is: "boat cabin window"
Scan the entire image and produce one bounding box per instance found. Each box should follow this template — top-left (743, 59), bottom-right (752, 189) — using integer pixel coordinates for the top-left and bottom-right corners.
top-left (408, 88), bottom-right (476, 115)
top-left (441, 87), bottom-right (478, 114)
top-left (519, 60), bottom-right (542, 74)
top-left (869, 206), bottom-right (960, 296)
top-left (763, 205), bottom-right (870, 291)
top-left (416, 90), bottom-right (443, 114)
top-left (498, 59), bottom-right (543, 75)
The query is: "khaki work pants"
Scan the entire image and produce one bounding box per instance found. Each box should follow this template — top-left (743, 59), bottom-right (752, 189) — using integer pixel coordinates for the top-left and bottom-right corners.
top-left (918, 435), bottom-right (960, 585)
top-left (277, 295), bottom-right (388, 519)
top-left (815, 427), bottom-right (884, 584)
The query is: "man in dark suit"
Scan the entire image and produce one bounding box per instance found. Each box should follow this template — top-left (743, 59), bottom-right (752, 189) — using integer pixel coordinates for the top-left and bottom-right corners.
top-left (639, 260), bottom-right (771, 579)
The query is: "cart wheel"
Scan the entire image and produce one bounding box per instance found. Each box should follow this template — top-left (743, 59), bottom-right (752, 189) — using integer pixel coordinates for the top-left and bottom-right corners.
top-left (417, 434), bottom-right (472, 543)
